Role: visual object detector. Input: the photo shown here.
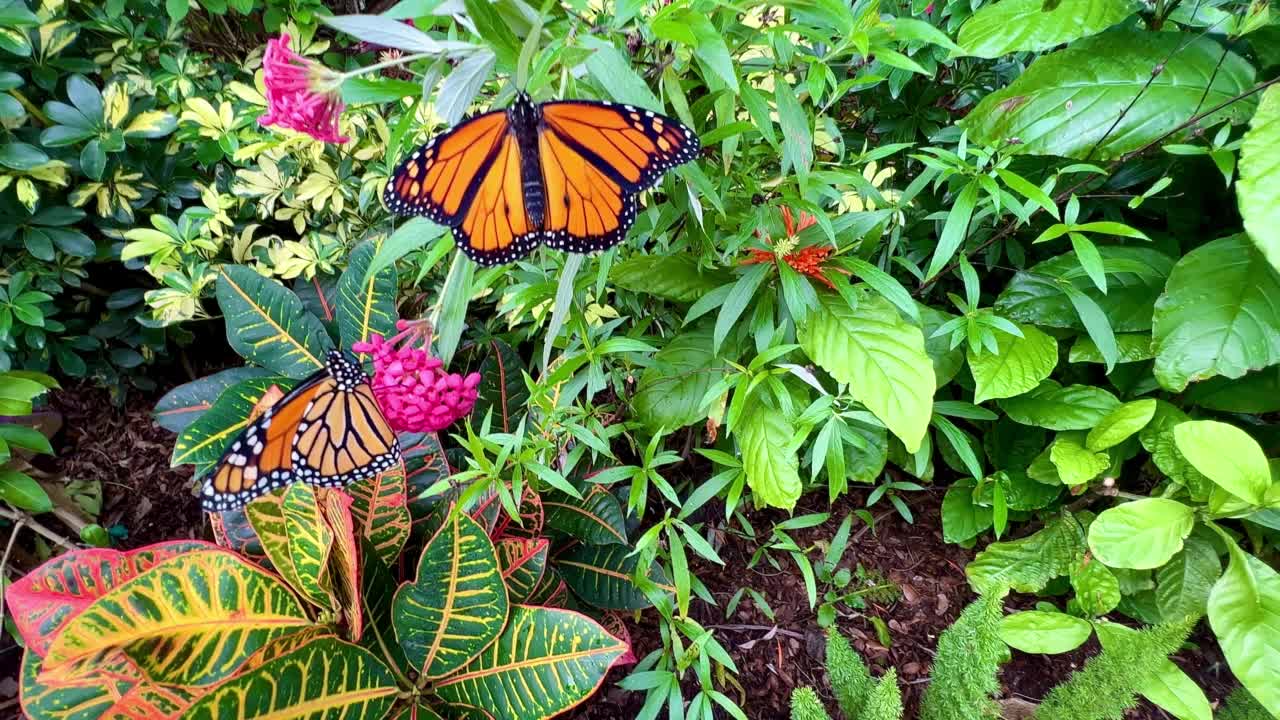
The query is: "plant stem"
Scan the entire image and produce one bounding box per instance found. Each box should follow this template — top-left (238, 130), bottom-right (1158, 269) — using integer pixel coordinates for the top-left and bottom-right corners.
top-left (0, 506), bottom-right (77, 550)
top-left (339, 52), bottom-right (439, 82)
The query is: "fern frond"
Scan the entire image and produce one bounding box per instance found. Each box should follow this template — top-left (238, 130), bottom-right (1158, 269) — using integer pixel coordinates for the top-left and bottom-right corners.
top-left (861, 668), bottom-right (905, 720)
top-left (791, 687), bottom-right (835, 720)
top-left (826, 628), bottom-right (872, 718)
top-left (920, 592), bottom-right (1007, 720)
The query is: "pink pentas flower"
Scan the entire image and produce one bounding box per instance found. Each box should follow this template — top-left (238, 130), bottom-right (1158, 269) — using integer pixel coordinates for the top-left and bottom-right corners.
top-left (259, 33), bottom-right (350, 144)
top-left (352, 320), bottom-right (481, 433)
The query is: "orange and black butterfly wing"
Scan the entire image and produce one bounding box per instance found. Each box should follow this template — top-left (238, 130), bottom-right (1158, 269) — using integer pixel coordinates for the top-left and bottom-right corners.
top-left (290, 351), bottom-right (401, 488)
top-left (384, 110), bottom-right (542, 266)
top-left (537, 100), bottom-right (699, 254)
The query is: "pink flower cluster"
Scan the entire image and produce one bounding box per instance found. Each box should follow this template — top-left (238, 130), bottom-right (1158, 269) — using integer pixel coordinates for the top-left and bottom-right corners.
top-left (259, 33), bottom-right (349, 144)
top-left (352, 321), bottom-right (481, 433)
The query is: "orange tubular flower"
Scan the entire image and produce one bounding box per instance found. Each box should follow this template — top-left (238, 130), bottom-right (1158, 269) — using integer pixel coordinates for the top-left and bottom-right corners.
top-left (741, 206), bottom-right (844, 289)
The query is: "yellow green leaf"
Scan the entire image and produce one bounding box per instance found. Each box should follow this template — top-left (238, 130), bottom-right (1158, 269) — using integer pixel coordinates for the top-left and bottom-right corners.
top-left (215, 265), bottom-right (332, 379)
top-left (21, 648), bottom-right (196, 720)
top-left (347, 463), bottom-right (411, 567)
top-left (282, 483), bottom-right (335, 608)
top-left (124, 110), bottom-right (178, 138)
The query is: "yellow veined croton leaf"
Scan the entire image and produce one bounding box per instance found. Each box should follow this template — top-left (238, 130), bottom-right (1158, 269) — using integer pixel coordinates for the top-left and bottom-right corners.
top-left (281, 483), bottom-right (336, 608)
top-left (21, 647), bottom-right (197, 720)
top-left (43, 549), bottom-right (312, 686)
top-left (347, 462), bottom-right (411, 567)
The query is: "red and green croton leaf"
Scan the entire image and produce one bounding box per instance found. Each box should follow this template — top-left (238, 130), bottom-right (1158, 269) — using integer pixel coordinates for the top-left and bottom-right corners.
top-left (246, 483), bottom-right (335, 609)
top-left (21, 647), bottom-right (198, 720)
top-left (4, 539), bottom-right (214, 657)
top-left (43, 549), bottom-right (311, 686)
top-left (433, 606), bottom-right (628, 720)
top-left (401, 431), bottom-right (451, 519)
top-left (495, 538), bottom-right (549, 604)
top-left (318, 488), bottom-right (364, 641)
top-left (181, 637), bottom-right (398, 720)
top-left (347, 462), bottom-right (411, 566)
top-left (393, 510), bottom-right (509, 679)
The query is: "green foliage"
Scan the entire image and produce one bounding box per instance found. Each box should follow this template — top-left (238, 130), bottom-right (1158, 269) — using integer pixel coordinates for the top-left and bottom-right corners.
top-left (1216, 688), bottom-right (1271, 720)
top-left (1034, 618), bottom-right (1197, 720)
top-left (826, 629), bottom-right (872, 718)
top-left (920, 592), bottom-right (1006, 720)
top-left (791, 688), bottom-right (834, 720)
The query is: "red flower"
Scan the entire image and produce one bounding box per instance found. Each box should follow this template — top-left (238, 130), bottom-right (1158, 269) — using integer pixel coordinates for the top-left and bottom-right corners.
top-left (742, 206), bottom-right (845, 289)
top-left (259, 33), bottom-right (349, 144)
top-left (352, 320), bottom-right (481, 433)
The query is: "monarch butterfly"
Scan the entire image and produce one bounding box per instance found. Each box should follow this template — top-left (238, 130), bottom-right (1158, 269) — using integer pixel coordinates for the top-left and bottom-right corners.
top-left (383, 91), bottom-right (700, 266)
top-left (200, 350), bottom-right (401, 512)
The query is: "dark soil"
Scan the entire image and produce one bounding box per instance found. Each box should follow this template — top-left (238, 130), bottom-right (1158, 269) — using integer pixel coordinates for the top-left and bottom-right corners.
top-left (3, 380), bottom-right (1241, 719)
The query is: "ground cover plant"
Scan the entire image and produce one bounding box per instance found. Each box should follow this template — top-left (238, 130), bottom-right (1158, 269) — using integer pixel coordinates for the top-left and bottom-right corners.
top-left (0, 0), bottom-right (1278, 718)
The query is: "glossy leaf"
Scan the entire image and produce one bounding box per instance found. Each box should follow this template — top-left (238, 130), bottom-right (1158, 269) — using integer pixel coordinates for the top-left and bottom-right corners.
top-left (21, 648), bottom-right (196, 720)
top-left (433, 606), bottom-right (627, 720)
top-left (633, 324), bottom-right (724, 431)
top-left (359, 545), bottom-right (412, 675)
top-left (215, 264), bottom-right (332, 379)
top-left (318, 489), bottom-right (363, 641)
top-left (962, 31), bottom-right (1255, 159)
top-left (1153, 234), bottom-right (1280, 391)
top-left (1086, 399), bottom-right (1156, 451)
top-left (44, 549), bottom-right (310, 685)
top-left (152, 366), bottom-right (274, 433)
top-left (968, 323), bottom-right (1058, 404)
top-left (997, 247), bottom-right (1173, 332)
top-left (1174, 420), bottom-right (1270, 506)
top-left (279, 483), bottom-right (335, 607)
top-left (610, 253), bottom-right (732, 302)
top-left (496, 538), bottom-right (550, 603)
top-left (998, 381), bottom-right (1120, 431)
top-left (1239, 85), bottom-right (1280, 273)
top-left (348, 463), bottom-right (411, 566)
top-left (182, 638), bottom-right (398, 720)
top-left (543, 486), bottom-right (628, 546)
top-left (737, 394), bottom-right (802, 510)
top-left (393, 510), bottom-right (508, 678)
top-left (338, 239), bottom-right (398, 349)
top-left (469, 338), bottom-right (530, 434)
top-left (171, 376), bottom-right (290, 466)
top-left (402, 431), bottom-right (451, 519)
top-left (1207, 538), bottom-right (1280, 712)
top-left (556, 543), bottom-right (666, 610)
top-left (5, 540), bottom-right (214, 656)
top-left (1156, 537), bottom-right (1220, 620)
top-left (1088, 499), bottom-right (1195, 570)
top-left (210, 507), bottom-right (268, 563)
top-left (958, 0), bottom-right (1138, 58)
top-left (999, 610), bottom-right (1092, 654)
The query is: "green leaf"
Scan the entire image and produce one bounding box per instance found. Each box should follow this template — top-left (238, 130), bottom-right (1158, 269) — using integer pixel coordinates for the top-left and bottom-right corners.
top-left (0, 141), bottom-right (49, 170)
top-left (462, 0), bottom-right (519, 67)
top-left (582, 36), bottom-right (663, 110)
top-left (1049, 434), bottom-right (1110, 486)
top-left (1088, 499), bottom-right (1196, 570)
top-left (1094, 622), bottom-right (1212, 720)
top-left (0, 424), bottom-right (52, 455)
top-left (44, 550), bottom-right (310, 685)
top-left (1068, 333), bottom-right (1154, 364)
top-left (1239, 85), bottom-right (1280, 274)
top-left (557, 543), bottom-right (665, 610)
top-left (997, 247), bottom-right (1173, 332)
top-left (20, 648), bottom-right (199, 719)
top-left (714, 264), bottom-right (768, 353)
top-left (433, 606), bottom-right (627, 720)
top-left (958, 0), bottom-right (1139, 58)
top-left (469, 339), bottom-right (529, 434)
top-left (1184, 368), bottom-right (1280, 414)
top-left (281, 483), bottom-right (334, 607)
top-left (1153, 234), bottom-right (1280, 391)
top-left (999, 610), bottom-right (1092, 654)
top-left (544, 487), bottom-right (628, 546)
top-left (925, 181), bottom-right (979, 280)
top-left (0, 468), bottom-right (51, 512)
top-left (634, 325), bottom-right (723, 431)
top-left (610, 253), bottom-right (732, 302)
top-left (1207, 537), bottom-right (1280, 713)
top-left (347, 466), bottom-right (411, 567)
top-left (799, 290), bottom-right (934, 451)
top-left (153, 366), bottom-right (274, 433)
top-left (215, 265), bottom-right (331, 378)
top-left (338, 240), bottom-right (398, 349)
top-left (1086, 398), bottom-right (1157, 451)
top-left (998, 380), bottom-right (1119, 430)
top-left (171, 377), bottom-right (289, 466)
top-left (183, 637), bottom-right (398, 720)
top-left (1173, 420), bottom-right (1270, 506)
top-left (1070, 557), bottom-right (1121, 616)
top-left (393, 511), bottom-right (508, 678)
top-left (967, 513), bottom-right (1085, 594)
top-left (687, 14), bottom-right (737, 92)
top-left (967, 323), bottom-right (1058, 404)
top-left (123, 110), bottom-right (177, 138)
top-left (775, 77), bottom-right (813, 183)
top-left (738, 393), bottom-right (802, 510)
top-left (942, 483), bottom-right (992, 543)
top-left (960, 31), bottom-right (1255, 160)
top-left (1156, 537), bottom-right (1220, 620)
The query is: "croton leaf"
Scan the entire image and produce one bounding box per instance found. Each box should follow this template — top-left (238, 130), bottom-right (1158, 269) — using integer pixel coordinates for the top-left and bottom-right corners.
top-left (543, 486), bottom-right (628, 546)
top-left (524, 567), bottom-right (570, 608)
top-left (359, 542), bottom-right (412, 675)
top-left (318, 489), bottom-right (363, 642)
top-left (152, 366), bottom-right (274, 434)
top-left (393, 510), bottom-right (509, 679)
top-left (210, 507), bottom-right (268, 563)
top-left (492, 487), bottom-right (545, 540)
top-left (4, 540), bottom-right (214, 656)
top-left (282, 482), bottom-right (336, 607)
top-left (21, 648), bottom-right (197, 720)
top-left (182, 638), bottom-right (398, 720)
top-left (496, 537), bottom-right (550, 603)
top-left (246, 490), bottom-right (314, 605)
top-left (171, 376), bottom-right (291, 466)
top-left (43, 549), bottom-right (311, 686)
top-left (337, 239), bottom-right (398, 349)
top-left (433, 606), bottom-right (628, 720)
top-left (556, 543), bottom-right (667, 610)
top-left (469, 338), bottom-right (530, 434)
top-left (348, 462), bottom-right (412, 566)
top-left (401, 431), bottom-right (451, 520)
top-left (215, 264), bottom-right (333, 379)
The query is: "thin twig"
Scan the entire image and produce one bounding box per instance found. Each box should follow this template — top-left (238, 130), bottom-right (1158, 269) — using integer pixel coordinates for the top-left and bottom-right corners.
top-left (0, 518), bottom-right (23, 627)
top-left (0, 506), bottom-right (77, 550)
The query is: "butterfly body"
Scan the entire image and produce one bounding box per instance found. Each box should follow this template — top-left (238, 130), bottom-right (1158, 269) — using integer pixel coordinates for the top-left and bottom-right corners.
top-left (385, 92), bottom-right (699, 265)
top-left (201, 350), bottom-right (401, 512)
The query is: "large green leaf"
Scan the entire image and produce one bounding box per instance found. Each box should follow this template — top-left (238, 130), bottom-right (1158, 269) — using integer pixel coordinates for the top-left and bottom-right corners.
top-left (1141, 401), bottom-right (1213, 500)
top-left (1086, 399), bottom-right (1156, 451)
top-left (957, 0), bottom-right (1139, 58)
top-left (999, 610), bottom-right (1093, 654)
top-left (966, 513), bottom-right (1085, 594)
top-left (737, 394), bottom-right (802, 510)
top-left (1239, 85), bottom-right (1280, 274)
top-left (359, 544), bottom-right (412, 675)
top-left (1089, 499), bottom-right (1196, 570)
top-left (152, 367), bottom-right (274, 433)
top-left (799, 290), bottom-right (934, 451)
top-left (633, 325), bottom-right (723, 431)
top-left (1153, 234), bottom-right (1280, 391)
top-left (996, 247), bottom-right (1173, 332)
top-left (961, 31), bottom-right (1255, 159)
top-left (44, 549), bottom-right (310, 686)
top-left (1156, 537), bottom-right (1220, 620)
top-left (1207, 539), bottom-right (1280, 714)
top-left (215, 264), bottom-right (333, 378)
top-left (433, 606), bottom-right (627, 720)
top-left (556, 543), bottom-right (665, 610)
top-left (610, 253), bottom-right (732, 302)
top-left (393, 511), bottom-right (508, 679)
top-left (967, 323), bottom-right (1058, 404)
top-left (338, 239), bottom-right (399, 349)
top-left (171, 377), bottom-right (290, 466)
top-left (1185, 368), bottom-right (1280, 414)
top-left (182, 638), bottom-right (398, 720)
top-left (543, 486), bottom-right (628, 546)
top-left (1173, 420), bottom-right (1271, 506)
top-left (998, 380), bottom-right (1120, 430)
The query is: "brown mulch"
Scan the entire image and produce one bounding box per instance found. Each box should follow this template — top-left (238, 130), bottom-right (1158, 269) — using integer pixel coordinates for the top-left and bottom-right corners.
top-left (2, 380), bottom-right (1241, 720)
